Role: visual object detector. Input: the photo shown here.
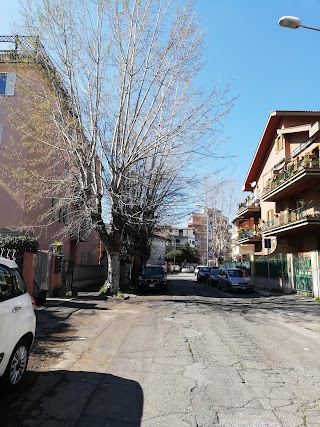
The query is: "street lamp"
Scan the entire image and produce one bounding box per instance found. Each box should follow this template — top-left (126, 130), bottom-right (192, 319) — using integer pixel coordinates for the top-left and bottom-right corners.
top-left (278, 16), bottom-right (320, 32)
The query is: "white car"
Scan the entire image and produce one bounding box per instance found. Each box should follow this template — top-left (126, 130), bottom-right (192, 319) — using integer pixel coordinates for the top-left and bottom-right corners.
top-left (0, 257), bottom-right (36, 390)
top-left (181, 265), bottom-right (195, 273)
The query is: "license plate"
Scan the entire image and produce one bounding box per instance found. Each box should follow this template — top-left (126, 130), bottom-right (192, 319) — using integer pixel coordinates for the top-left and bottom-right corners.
top-left (149, 284), bottom-right (155, 288)
top-left (241, 286), bottom-right (247, 290)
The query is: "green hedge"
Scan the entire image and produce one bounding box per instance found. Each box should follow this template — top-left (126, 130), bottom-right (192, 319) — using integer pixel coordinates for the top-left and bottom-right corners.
top-left (0, 235), bottom-right (39, 253)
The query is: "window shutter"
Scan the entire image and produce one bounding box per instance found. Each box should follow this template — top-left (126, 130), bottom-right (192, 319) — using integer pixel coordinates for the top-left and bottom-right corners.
top-left (5, 72), bottom-right (16, 96)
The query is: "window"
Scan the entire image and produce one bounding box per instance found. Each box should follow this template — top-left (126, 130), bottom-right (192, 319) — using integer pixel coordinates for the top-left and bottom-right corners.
top-left (274, 134), bottom-right (284, 153)
top-left (51, 198), bottom-right (59, 221)
top-left (59, 206), bottom-right (68, 225)
top-left (0, 72), bottom-right (16, 96)
top-left (0, 74), bottom-right (6, 95)
top-left (179, 229), bottom-right (183, 237)
top-left (267, 209), bottom-right (274, 221)
top-left (227, 269), bottom-right (248, 278)
top-left (0, 266), bottom-right (25, 301)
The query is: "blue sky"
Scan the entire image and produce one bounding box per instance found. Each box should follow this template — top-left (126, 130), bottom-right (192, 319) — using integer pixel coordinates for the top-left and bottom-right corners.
top-left (2, 0), bottom-right (320, 199)
top-left (193, 0), bottom-right (320, 193)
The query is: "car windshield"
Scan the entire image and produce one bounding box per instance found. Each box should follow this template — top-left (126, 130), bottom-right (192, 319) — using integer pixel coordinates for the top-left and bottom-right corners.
top-left (227, 269), bottom-right (248, 278)
top-left (142, 267), bottom-right (164, 275)
top-left (200, 267), bottom-right (211, 272)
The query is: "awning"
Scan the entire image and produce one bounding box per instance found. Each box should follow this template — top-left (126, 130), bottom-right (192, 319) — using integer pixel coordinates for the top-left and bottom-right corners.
top-left (273, 158), bottom-right (286, 171)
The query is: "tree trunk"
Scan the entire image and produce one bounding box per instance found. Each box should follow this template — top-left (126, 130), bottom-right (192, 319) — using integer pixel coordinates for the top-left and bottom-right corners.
top-left (131, 254), bottom-right (144, 288)
top-left (93, 214), bottom-right (123, 293)
top-left (107, 251), bottom-right (121, 293)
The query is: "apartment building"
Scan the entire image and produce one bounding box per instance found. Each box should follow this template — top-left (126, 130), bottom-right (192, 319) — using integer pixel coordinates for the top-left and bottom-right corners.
top-left (0, 36), bottom-right (100, 266)
top-left (234, 110), bottom-right (320, 297)
top-left (188, 208), bottom-right (231, 265)
top-left (160, 225), bottom-right (196, 248)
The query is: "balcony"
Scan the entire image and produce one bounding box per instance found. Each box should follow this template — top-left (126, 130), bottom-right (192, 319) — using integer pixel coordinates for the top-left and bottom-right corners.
top-left (235, 196), bottom-right (260, 220)
top-left (261, 205), bottom-right (320, 237)
top-left (261, 157), bottom-right (320, 202)
top-left (238, 228), bottom-right (261, 243)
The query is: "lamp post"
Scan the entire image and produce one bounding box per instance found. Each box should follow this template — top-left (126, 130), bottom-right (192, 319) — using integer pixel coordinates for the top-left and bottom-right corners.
top-left (278, 16), bottom-right (320, 32)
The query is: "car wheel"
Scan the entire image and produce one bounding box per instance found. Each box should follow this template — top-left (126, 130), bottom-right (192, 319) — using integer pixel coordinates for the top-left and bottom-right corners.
top-left (2, 338), bottom-right (30, 390)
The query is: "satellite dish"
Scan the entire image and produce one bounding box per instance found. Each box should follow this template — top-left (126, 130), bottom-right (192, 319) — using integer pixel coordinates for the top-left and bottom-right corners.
top-left (250, 181), bottom-right (256, 188)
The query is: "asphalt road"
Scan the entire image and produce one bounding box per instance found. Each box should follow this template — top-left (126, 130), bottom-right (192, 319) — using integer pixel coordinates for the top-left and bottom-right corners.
top-left (2, 273), bottom-right (320, 426)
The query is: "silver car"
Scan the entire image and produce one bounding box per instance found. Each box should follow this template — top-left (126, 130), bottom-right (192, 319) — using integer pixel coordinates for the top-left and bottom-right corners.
top-left (217, 268), bottom-right (254, 293)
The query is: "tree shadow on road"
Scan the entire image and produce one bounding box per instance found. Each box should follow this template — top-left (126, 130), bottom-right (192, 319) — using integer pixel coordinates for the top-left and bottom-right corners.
top-left (1, 370), bottom-right (144, 427)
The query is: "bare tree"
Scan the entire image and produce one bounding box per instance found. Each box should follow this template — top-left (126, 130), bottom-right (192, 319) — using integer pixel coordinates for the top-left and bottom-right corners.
top-left (3, 0), bottom-right (234, 290)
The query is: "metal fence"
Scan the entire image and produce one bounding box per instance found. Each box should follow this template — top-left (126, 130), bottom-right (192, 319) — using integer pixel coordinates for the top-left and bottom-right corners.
top-left (254, 254), bottom-right (288, 278)
top-left (220, 260), bottom-right (251, 275)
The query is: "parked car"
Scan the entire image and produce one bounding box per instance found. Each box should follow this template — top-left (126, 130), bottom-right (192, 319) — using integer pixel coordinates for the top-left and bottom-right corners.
top-left (194, 265), bottom-right (206, 276)
top-left (217, 268), bottom-right (254, 293)
top-left (0, 257), bottom-right (36, 390)
top-left (207, 268), bottom-right (219, 287)
top-left (138, 265), bottom-right (168, 292)
top-left (181, 265), bottom-right (194, 273)
top-left (196, 266), bottom-right (212, 282)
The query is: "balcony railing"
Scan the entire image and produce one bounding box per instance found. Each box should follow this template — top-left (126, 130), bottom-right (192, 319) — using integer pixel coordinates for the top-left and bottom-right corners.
top-left (261, 206), bottom-right (320, 233)
top-left (262, 158), bottom-right (320, 197)
top-left (237, 196), bottom-right (260, 215)
top-left (238, 228), bottom-right (261, 240)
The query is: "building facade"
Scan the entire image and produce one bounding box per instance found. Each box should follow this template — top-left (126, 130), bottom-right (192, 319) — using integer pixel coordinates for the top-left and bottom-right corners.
top-left (188, 208), bottom-right (231, 266)
top-left (234, 110), bottom-right (320, 297)
top-left (0, 36), bottom-right (100, 268)
top-left (160, 225), bottom-right (196, 249)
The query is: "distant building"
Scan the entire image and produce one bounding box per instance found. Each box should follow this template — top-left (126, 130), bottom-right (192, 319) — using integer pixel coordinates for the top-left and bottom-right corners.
top-left (188, 208), bottom-right (231, 266)
top-left (159, 225), bottom-right (196, 248)
top-left (148, 233), bottom-right (167, 265)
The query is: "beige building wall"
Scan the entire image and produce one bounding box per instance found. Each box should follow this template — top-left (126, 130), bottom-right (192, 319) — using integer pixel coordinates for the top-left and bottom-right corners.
top-left (0, 54), bottom-right (100, 264)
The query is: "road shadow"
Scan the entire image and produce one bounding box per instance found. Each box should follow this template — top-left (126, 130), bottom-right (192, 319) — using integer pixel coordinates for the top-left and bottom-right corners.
top-left (33, 299), bottom-right (111, 358)
top-left (1, 370), bottom-right (143, 426)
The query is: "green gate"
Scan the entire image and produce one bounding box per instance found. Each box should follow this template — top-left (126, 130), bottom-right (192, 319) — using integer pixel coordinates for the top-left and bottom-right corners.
top-left (294, 255), bottom-right (313, 294)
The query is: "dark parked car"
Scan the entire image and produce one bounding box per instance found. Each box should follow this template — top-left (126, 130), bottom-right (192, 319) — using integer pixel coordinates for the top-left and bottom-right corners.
top-left (217, 268), bottom-right (254, 293)
top-left (138, 265), bottom-right (168, 292)
top-left (207, 268), bottom-right (219, 287)
top-left (196, 266), bottom-right (212, 282)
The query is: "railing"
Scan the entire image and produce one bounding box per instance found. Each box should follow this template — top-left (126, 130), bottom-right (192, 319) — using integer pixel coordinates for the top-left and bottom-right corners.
top-left (0, 50), bottom-right (38, 62)
top-left (261, 205), bottom-right (320, 232)
top-left (0, 35), bottom-right (69, 101)
top-left (238, 228), bottom-right (261, 239)
top-left (262, 159), bottom-right (320, 196)
top-left (237, 197), bottom-right (260, 215)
